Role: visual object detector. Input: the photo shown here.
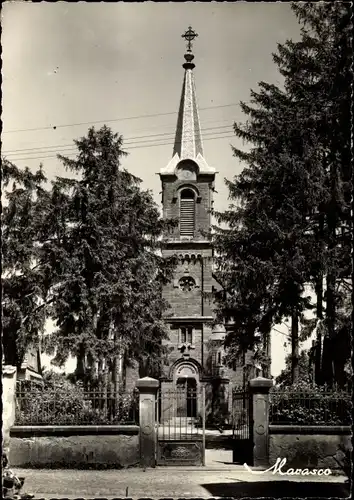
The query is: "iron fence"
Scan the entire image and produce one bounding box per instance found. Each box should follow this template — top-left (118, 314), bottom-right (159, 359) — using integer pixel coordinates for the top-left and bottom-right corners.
top-left (269, 389), bottom-right (352, 426)
top-left (15, 381), bottom-right (139, 426)
top-left (157, 388), bottom-right (204, 440)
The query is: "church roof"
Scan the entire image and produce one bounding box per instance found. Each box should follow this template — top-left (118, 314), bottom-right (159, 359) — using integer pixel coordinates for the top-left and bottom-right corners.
top-left (160, 28), bottom-right (215, 176)
top-left (173, 63), bottom-right (204, 160)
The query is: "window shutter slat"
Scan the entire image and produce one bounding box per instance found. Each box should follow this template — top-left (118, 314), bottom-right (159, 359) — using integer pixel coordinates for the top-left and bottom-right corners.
top-left (180, 198), bottom-right (195, 236)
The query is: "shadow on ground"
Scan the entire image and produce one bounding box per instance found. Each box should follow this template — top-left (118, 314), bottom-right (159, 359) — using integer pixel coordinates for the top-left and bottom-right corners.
top-left (201, 480), bottom-right (351, 498)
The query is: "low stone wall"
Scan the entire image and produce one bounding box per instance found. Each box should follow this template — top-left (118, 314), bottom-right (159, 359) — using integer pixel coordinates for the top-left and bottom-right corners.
top-left (269, 425), bottom-right (352, 471)
top-left (9, 425), bottom-right (140, 469)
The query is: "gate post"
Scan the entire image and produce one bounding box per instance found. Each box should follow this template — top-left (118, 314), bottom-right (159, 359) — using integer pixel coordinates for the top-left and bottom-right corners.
top-left (2, 365), bottom-right (17, 460)
top-left (249, 376), bottom-right (273, 468)
top-left (136, 376), bottom-right (159, 468)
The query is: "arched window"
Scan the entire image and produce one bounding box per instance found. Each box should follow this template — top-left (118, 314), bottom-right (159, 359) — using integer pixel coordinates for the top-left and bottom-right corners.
top-left (180, 188), bottom-right (195, 237)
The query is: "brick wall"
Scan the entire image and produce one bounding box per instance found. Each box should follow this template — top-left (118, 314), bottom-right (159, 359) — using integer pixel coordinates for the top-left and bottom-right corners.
top-left (162, 253), bottom-right (213, 310)
top-left (162, 257), bottom-right (214, 317)
top-left (163, 323), bottom-right (206, 368)
top-left (159, 246), bottom-right (251, 388)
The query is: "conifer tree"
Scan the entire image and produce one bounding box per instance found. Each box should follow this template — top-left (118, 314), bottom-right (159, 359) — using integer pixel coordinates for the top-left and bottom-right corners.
top-left (213, 83), bottom-right (319, 383)
top-left (276, 350), bottom-right (313, 387)
top-left (273, 1), bottom-right (352, 386)
top-left (2, 160), bottom-right (50, 367)
top-left (213, 2), bottom-right (352, 386)
top-left (42, 126), bottom-right (177, 388)
top-left (2, 127), bottom-right (177, 387)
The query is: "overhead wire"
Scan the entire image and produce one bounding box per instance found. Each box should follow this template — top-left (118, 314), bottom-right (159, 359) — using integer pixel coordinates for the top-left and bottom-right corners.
top-left (3, 124), bottom-right (234, 156)
top-left (3, 102), bottom-right (240, 135)
top-left (9, 133), bottom-right (236, 162)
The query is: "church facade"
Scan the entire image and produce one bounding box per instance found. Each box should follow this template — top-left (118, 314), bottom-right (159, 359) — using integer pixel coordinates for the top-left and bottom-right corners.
top-left (155, 29), bottom-right (254, 422)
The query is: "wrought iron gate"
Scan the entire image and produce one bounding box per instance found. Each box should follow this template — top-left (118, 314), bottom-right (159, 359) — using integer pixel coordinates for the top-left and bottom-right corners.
top-left (156, 386), bottom-right (205, 465)
top-left (231, 388), bottom-right (253, 464)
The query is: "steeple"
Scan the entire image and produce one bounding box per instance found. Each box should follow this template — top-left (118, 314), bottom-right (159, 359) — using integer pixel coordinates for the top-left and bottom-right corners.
top-left (173, 27), bottom-right (204, 160)
top-left (160, 27), bottom-right (215, 176)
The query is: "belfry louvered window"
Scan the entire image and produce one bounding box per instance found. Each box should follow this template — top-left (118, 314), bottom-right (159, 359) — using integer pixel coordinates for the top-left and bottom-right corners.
top-left (180, 189), bottom-right (195, 236)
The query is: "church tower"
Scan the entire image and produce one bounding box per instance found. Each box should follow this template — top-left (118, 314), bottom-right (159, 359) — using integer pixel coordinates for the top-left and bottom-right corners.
top-left (159, 28), bottom-right (234, 418)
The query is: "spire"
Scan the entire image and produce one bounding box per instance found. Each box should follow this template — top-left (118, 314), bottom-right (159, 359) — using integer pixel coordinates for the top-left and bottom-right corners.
top-left (173, 27), bottom-right (204, 160)
top-left (160, 27), bottom-right (215, 176)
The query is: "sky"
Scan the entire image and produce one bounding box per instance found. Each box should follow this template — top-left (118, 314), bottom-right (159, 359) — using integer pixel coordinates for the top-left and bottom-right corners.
top-left (2, 1), bottom-right (312, 378)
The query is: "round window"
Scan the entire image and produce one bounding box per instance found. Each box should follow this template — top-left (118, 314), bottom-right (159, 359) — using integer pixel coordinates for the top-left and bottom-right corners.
top-left (179, 276), bottom-right (196, 292)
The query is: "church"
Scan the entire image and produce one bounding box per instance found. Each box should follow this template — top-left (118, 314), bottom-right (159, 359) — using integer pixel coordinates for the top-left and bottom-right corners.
top-left (22, 27), bottom-right (255, 419)
top-left (148, 27), bottom-right (255, 421)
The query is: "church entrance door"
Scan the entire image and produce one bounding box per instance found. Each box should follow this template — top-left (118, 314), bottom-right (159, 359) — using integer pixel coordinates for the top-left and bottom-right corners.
top-left (176, 377), bottom-right (197, 418)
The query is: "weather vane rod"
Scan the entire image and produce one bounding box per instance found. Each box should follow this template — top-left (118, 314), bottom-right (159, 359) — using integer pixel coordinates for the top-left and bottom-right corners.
top-left (182, 26), bottom-right (198, 53)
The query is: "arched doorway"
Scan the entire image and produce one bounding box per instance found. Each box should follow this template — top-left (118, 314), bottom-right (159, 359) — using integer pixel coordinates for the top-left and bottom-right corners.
top-left (176, 376), bottom-right (197, 417)
top-left (157, 359), bottom-right (205, 466)
top-left (173, 361), bottom-right (200, 418)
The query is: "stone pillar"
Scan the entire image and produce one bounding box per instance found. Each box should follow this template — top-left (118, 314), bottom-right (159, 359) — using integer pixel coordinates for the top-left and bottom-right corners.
top-left (136, 376), bottom-right (159, 468)
top-left (2, 365), bottom-right (17, 459)
top-left (249, 376), bottom-right (273, 467)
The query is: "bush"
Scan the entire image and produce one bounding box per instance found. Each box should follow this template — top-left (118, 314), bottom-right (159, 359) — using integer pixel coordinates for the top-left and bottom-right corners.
top-left (270, 382), bottom-right (352, 425)
top-left (15, 375), bottom-right (138, 426)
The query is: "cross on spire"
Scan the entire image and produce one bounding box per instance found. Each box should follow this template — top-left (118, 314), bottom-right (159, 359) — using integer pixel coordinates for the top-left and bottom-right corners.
top-left (182, 26), bottom-right (198, 53)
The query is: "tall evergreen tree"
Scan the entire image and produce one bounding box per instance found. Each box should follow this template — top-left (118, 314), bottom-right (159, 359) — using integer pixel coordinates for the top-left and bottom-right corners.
top-left (2, 160), bottom-right (50, 367)
top-left (41, 126), bottom-right (177, 388)
top-left (274, 1), bottom-right (352, 386)
top-left (213, 2), bottom-right (352, 386)
top-left (2, 127), bottom-right (177, 386)
top-left (213, 80), bottom-right (321, 383)
top-left (276, 350), bottom-right (313, 387)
